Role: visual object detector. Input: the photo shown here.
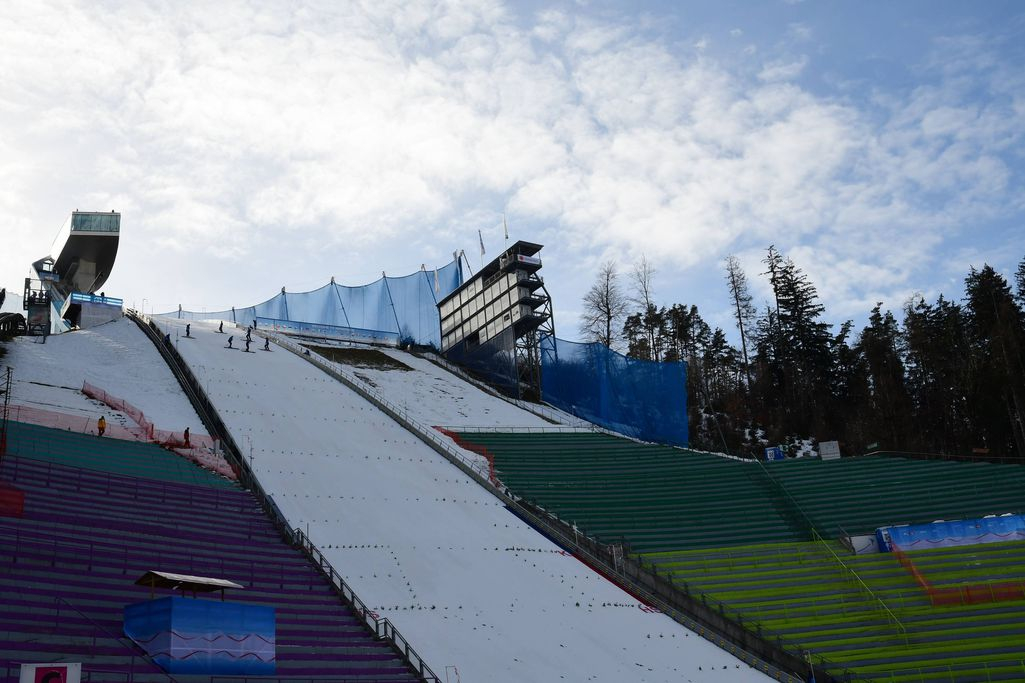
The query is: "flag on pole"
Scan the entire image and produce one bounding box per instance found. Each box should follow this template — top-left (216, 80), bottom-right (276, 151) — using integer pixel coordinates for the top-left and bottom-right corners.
top-left (434, 268), bottom-right (440, 294)
top-left (478, 229), bottom-right (486, 258)
top-left (503, 213), bottom-right (508, 241)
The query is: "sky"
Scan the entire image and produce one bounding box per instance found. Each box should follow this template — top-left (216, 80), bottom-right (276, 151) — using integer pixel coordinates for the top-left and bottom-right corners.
top-left (1, 0), bottom-right (1023, 344)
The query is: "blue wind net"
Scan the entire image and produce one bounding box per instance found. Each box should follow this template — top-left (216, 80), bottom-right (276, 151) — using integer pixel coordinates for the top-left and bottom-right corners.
top-left (540, 334), bottom-right (689, 447)
top-left (168, 259), bottom-right (462, 348)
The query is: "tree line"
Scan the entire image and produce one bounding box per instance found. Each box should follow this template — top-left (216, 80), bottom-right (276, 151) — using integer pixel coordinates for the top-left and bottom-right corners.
top-left (580, 250), bottom-right (1025, 459)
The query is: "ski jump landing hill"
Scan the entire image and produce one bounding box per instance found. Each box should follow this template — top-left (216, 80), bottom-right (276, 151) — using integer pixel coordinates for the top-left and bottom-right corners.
top-left (149, 314), bottom-right (776, 683)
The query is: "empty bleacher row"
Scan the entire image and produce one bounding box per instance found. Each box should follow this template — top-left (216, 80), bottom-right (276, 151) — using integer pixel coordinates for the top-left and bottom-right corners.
top-left (458, 431), bottom-right (1025, 551)
top-left (0, 421), bottom-right (420, 682)
top-left (456, 431), bottom-right (799, 552)
top-left (766, 455), bottom-right (1025, 537)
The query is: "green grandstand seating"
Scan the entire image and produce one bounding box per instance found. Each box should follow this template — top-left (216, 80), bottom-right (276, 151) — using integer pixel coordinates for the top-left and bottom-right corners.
top-left (459, 431), bottom-right (1025, 551)
top-left (457, 431), bottom-right (1025, 682)
top-left (4, 420), bottom-right (235, 489)
top-left (644, 541), bottom-right (1025, 682)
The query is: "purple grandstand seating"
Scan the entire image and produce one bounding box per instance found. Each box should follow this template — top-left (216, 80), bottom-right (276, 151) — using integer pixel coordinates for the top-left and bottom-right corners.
top-left (0, 446), bottom-right (419, 683)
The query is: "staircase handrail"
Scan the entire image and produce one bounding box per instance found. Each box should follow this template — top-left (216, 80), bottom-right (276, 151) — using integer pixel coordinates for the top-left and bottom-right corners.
top-left (754, 458), bottom-right (906, 637)
top-left (291, 528), bottom-right (438, 681)
top-left (54, 595), bottom-right (180, 683)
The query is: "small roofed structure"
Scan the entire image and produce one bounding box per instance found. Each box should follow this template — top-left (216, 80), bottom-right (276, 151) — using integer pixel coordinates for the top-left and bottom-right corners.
top-left (135, 570), bottom-right (243, 601)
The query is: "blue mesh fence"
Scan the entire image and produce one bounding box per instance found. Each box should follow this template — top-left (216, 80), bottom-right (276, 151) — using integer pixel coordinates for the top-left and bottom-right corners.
top-left (540, 334), bottom-right (688, 447)
top-left (166, 259), bottom-right (462, 348)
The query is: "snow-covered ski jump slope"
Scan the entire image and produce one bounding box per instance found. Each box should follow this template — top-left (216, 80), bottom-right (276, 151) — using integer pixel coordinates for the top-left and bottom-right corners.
top-left (3, 318), bottom-right (202, 432)
top-left (154, 315), bottom-right (773, 683)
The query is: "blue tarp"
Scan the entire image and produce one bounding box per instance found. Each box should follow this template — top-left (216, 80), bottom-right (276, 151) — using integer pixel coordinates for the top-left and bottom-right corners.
top-left (876, 513), bottom-right (1025, 552)
top-left (124, 596), bottom-right (275, 675)
top-left (540, 334), bottom-right (688, 447)
top-left (167, 259), bottom-right (462, 348)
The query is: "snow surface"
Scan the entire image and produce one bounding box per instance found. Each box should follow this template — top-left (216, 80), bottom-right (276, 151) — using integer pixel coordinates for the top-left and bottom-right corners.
top-left (1, 317), bottom-right (203, 433)
top-left (0, 291), bottom-right (21, 314)
top-left (152, 316), bottom-right (773, 683)
top-left (344, 348), bottom-right (553, 429)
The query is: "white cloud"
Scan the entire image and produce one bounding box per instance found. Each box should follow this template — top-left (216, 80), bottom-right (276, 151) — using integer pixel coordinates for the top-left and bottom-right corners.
top-left (0, 1), bottom-right (1021, 331)
top-left (757, 55), bottom-right (809, 81)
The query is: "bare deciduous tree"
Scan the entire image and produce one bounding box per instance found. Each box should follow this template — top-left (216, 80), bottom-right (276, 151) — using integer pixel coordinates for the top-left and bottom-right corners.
top-left (580, 260), bottom-right (629, 348)
top-left (630, 255), bottom-right (656, 311)
top-left (629, 255), bottom-right (660, 360)
top-left (724, 254), bottom-right (756, 387)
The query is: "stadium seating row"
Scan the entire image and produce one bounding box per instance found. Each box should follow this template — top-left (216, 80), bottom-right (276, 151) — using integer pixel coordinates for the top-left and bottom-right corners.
top-left (0, 421), bottom-right (420, 682)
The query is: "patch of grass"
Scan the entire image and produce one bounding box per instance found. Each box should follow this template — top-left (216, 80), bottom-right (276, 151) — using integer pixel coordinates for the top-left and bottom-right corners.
top-left (304, 344), bottom-right (413, 371)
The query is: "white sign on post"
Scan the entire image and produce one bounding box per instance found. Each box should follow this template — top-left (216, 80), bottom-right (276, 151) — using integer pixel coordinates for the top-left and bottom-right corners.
top-left (819, 440), bottom-right (841, 461)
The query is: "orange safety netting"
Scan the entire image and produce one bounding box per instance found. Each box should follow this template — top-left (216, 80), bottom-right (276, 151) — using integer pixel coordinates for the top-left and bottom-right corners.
top-left (893, 546), bottom-right (1025, 606)
top-left (7, 403), bottom-right (145, 441)
top-left (8, 394), bottom-right (236, 482)
top-left (82, 381), bottom-right (215, 449)
top-left (434, 427), bottom-right (497, 484)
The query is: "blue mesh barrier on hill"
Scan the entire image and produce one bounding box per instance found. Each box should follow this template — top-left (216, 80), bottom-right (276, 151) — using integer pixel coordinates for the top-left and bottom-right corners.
top-left (540, 334), bottom-right (688, 447)
top-left (166, 259), bottom-right (462, 348)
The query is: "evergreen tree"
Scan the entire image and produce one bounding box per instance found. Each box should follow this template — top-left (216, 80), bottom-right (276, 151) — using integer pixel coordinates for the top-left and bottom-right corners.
top-left (1015, 256), bottom-right (1025, 308)
top-left (856, 305), bottom-right (913, 450)
top-left (964, 265), bottom-right (1025, 458)
top-left (903, 295), bottom-right (974, 455)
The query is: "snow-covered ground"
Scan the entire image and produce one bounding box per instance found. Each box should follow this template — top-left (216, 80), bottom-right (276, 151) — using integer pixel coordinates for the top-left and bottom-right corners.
top-left (1, 317), bottom-right (202, 433)
top-left (152, 315), bottom-right (773, 683)
top-left (344, 347), bottom-right (554, 429)
top-left (1, 290), bottom-right (21, 314)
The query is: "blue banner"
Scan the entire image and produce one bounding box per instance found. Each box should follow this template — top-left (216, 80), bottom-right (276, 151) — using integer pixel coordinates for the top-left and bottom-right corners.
top-left (124, 596), bottom-right (275, 674)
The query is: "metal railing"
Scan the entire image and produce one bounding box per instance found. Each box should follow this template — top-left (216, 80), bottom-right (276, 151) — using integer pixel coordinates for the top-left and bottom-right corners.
top-left (865, 448), bottom-right (1024, 466)
top-left (754, 457), bottom-right (907, 639)
top-left (274, 333), bottom-right (812, 683)
top-left (132, 312), bottom-right (441, 683)
top-left (292, 528), bottom-right (437, 681)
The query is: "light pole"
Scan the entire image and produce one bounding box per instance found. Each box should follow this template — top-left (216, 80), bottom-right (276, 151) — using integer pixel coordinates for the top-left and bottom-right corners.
top-left (142, 298), bottom-right (147, 316)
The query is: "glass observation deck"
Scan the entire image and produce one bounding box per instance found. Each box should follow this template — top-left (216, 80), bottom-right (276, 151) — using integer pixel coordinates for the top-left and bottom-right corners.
top-left (70, 211), bottom-right (120, 233)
